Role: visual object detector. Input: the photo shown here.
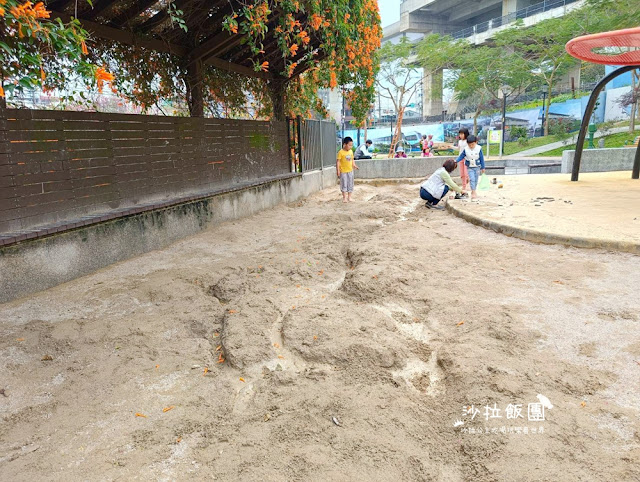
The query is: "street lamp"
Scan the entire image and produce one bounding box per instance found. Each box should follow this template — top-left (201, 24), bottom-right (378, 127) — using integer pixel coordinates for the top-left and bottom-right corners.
top-left (499, 85), bottom-right (508, 158)
top-left (540, 85), bottom-right (548, 137)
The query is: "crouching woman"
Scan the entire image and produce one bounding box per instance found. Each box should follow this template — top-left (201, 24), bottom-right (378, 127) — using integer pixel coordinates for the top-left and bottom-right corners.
top-left (420, 159), bottom-right (466, 210)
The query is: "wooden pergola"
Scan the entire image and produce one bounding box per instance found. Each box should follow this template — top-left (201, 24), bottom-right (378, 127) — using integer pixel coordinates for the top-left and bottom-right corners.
top-left (45, 0), bottom-right (324, 118)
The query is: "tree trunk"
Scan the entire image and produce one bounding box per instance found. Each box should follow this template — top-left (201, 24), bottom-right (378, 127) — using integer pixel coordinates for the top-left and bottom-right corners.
top-left (186, 60), bottom-right (204, 117)
top-left (0, 69), bottom-right (5, 109)
top-left (268, 79), bottom-right (287, 121)
top-left (544, 82), bottom-right (553, 137)
top-left (473, 106), bottom-right (481, 135)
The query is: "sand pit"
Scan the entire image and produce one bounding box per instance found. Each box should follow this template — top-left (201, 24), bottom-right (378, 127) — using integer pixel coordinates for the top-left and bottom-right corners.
top-left (0, 183), bottom-right (639, 481)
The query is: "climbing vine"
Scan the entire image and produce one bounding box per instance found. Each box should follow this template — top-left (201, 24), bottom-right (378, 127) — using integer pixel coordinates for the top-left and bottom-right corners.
top-left (0, 0), bottom-right (114, 102)
top-left (224, 0), bottom-right (382, 123)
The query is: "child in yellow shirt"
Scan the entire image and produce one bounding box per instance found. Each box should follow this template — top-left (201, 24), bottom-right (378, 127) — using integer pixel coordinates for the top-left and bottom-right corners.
top-left (336, 136), bottom-right (359, 203)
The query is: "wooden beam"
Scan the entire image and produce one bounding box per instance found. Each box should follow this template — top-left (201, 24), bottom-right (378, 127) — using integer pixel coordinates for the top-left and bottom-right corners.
top-left (111, 0), bottom-right (162, 27)
top-left (137, 0), bottom-right (198, 33)
top-left (204, 56), bottom-right (275, 80)
top-left (48, 0), bottom-right (76, 12)
top-left (49, 11), bottom-right (188, 56)
top-left (189, 31), bottom-right (245, 64)
top-left (84, 0), bottom-right (119, 21)
top-left (286, 50), bottom-right (326, 82)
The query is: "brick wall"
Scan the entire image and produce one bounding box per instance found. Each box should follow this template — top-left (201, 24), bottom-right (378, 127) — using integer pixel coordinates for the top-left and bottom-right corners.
top-left (0, 109), bottom-right (290, 234)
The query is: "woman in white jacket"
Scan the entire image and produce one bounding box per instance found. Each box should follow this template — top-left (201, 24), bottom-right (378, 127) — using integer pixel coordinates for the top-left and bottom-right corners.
top-left (420, 159), bottom-right (467, 210)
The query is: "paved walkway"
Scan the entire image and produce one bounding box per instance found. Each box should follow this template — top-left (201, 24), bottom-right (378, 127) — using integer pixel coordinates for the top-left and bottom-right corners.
top-left (447, 171), bottom-right (640, 254)
top-left (508, 126), bottom-right (640, 157)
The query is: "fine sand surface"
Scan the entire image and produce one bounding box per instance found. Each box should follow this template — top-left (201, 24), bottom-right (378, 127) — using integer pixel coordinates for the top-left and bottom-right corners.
top-left (451, 171), bottom-right (640, 246)
top-left (0, 183), bottom-right (639, 481)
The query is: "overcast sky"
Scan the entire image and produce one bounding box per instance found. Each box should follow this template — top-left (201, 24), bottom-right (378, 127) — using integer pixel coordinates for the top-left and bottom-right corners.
top-left (378, 0), bottom-right (400, 29)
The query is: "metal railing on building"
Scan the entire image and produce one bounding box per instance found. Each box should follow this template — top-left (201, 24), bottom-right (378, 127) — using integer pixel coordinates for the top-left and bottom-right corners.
top-left (452, 0), bottom-right (580, 40)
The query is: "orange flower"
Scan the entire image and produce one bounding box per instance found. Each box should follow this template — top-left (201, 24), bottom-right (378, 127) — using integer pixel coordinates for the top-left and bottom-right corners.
top-left (330, 71), bottom-right (337, 89)
top-left (260, 61), bottom-right (269, 72)
top-left (0, 84), bottom-right (4, 98)
top-left (344, 13), bottom-right (350, 22)
top-left (95, 67), bottom-right (115, 93)
top-left (289, 43), bottom-right (298, 56)
top-left (33, 2), bottom-right (49, 18)
top-left (81, 39), bottom-right (88, 55)
top-left (40, 66), bottom-right (45, 82)
top-left (299, 30), bottom-right (310, 45)
top-left (288, 62), bottom-right (297, 77)
top-left (0, 7), bottom-right (4, 16)
top-left (310, 14), bottom-right (322, 30)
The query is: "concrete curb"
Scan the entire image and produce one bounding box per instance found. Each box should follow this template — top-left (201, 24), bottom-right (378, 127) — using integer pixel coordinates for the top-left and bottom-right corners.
top-left (445, 201), bottom-right (640, 255)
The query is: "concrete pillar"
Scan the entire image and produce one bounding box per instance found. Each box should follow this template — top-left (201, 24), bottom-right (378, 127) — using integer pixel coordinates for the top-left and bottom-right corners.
top-left (422, 69), bottom-right (443, 117)
top-left (503, 0), bottom-right (533, 15)
top-left (564, 64), bottom-right (582, 93)
top-left (502, 0), bottom-right (517, 15)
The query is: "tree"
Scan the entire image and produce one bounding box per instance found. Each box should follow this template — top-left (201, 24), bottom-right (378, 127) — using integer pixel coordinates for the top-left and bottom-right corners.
top-left (494, 15), bottom-right (585, 136)
top-left (0, 1), bottom-right (108, 108)
top-left (617, 70), bottom-right (640, 132)
top-left (376, 36), bottom-right (422, 156)
top-left (447, 45), bottom-right (532, 135)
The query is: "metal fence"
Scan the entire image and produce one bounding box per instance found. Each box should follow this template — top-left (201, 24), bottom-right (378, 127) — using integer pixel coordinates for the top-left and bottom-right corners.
top-left (452, 0), bottom-right (580, 39)
top-left (300, 118), bottom-right (338, 172)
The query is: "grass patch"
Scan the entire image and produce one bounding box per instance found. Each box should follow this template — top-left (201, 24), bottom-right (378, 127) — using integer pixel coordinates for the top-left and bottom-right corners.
top-left (532, 131), bottom-right (640, 157)
top-left (485, 135), bottom-right (559, 156)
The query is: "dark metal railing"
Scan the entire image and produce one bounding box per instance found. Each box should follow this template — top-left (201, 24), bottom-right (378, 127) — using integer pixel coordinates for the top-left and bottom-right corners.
top-left (452, 0), bottom-right (580, 40)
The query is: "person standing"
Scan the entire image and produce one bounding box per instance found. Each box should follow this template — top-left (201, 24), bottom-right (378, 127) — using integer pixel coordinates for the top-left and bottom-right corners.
top-left (457, 127), bottom-right (470, 190)
top-left (337, 136), bottom-right (359, 203)
top-left (456, 134), bottom-right (485, 199)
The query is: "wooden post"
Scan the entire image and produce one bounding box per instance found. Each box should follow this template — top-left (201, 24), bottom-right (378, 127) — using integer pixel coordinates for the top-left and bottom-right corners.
top-left (268, 79), bottom-right (287, 121)
top-left (187, 60), bottom-right (204, 117)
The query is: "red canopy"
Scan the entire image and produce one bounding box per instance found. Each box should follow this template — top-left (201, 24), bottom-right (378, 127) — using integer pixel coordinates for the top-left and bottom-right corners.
top-left (566, 27), bottom-right (640, 65)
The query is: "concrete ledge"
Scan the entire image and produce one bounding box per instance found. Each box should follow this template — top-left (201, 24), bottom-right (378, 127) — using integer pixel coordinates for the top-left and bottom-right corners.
top-left (355, 157), bottom-right (447, 179)
top-left (445, 200), bottom-right (640, 255)
top-left (562, 147), bottom-right (637, 174)
top-left (0, 167), bottom-right (337, 303)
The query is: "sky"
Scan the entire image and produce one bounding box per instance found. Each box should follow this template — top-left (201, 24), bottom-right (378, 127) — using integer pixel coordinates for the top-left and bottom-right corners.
top-left (378, 0), bottom-right (400, 29)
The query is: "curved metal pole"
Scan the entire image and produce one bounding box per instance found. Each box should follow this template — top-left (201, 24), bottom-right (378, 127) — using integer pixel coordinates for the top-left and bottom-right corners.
top-left (633, 141), bottom-right (640, 179)
top-left (571, 65), bottom-right (639, 182)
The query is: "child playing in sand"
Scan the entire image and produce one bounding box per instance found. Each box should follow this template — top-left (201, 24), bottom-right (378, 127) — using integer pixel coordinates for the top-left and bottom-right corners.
top-left (457, 128), bottom-right (470, 190)
top-left (456, 134), bottom-right (485, 199)
top-left (337, 136), bottom-right (359, 203)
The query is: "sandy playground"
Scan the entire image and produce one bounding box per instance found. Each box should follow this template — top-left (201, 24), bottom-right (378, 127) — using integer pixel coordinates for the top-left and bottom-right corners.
top-left (0, 182), bottom-right (639, 481)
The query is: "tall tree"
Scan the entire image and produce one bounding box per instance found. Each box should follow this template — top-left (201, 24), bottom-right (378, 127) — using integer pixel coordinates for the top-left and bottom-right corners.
top-left (376, 36), bottom-right (422, 156)
top-left (494, 15), bottom-right (584, 136)
top-left (447, 45), bottom-right (533, 135)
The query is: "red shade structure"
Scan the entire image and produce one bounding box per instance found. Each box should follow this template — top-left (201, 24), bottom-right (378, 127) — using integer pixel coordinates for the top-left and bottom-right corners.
top-left (566, 27), bottom-right (640, 65)
top-left (565, 28), bottom-right (640, 181)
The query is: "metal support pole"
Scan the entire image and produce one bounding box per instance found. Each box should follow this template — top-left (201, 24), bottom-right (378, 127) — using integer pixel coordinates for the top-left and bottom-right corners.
top-left (571, 65), bottom-right (638, 182)
top-left (296, 115), bottom-right (303, 173)
top-left (633, 142), bottom-right (640, 180)
top-left (286, 117), bottom-right (293, 172)
top-left (499, 94), bottom-right (507, 157)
